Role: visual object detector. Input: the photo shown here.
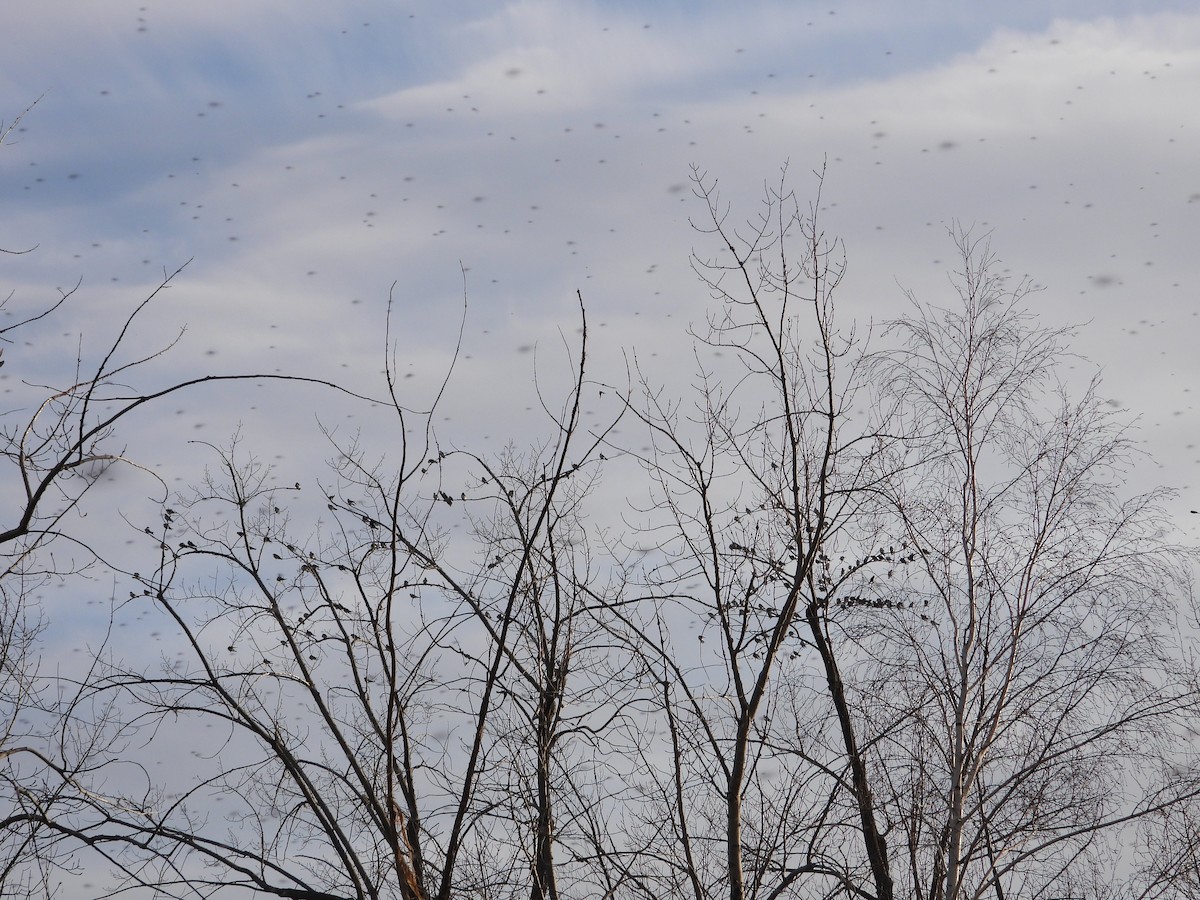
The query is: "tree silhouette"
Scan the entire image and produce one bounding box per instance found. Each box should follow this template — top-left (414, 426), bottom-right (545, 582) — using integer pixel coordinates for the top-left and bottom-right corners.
top-left (5, 164), bottom-right (1196, 900)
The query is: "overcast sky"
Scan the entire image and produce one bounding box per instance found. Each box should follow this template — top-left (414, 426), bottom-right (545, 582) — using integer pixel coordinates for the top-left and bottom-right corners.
top-left (3, 2), bottom-right (1200, 894)
top-left (3, 0), bottom-right (1199, 579)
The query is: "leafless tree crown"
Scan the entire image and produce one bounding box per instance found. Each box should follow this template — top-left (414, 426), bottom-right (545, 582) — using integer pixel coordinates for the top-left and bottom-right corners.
top-left (2, 159), bottom-right (1197, 900)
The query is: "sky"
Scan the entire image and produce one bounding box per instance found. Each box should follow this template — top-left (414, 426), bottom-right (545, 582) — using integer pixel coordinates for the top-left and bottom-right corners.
top-left (3, 1), bottom-right (1199, 510)
top-left (2, 1), bottom-right (1200, 894)
top-left (1, 0), bottom-right (1198, 652)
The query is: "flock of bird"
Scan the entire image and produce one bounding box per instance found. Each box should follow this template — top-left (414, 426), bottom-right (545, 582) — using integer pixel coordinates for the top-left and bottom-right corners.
top-left (2, 2), bottom-right (1197, 602)
top-left (1, 11), bottom-right (1197, 900)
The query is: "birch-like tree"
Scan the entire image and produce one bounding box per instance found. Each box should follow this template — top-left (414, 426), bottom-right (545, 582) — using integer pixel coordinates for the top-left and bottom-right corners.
top-left (849, 232), bottom-right (1200, 900)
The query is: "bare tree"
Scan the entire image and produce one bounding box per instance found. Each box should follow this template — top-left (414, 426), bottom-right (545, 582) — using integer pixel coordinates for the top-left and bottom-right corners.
top-left (9, 161), bottom-right (1195, 900)
top-left (592, 174), bottom-right (1197, 900)
top-left (596, 164), bottom-right (900, 900)
top-left (1137, 782), bottom-right (1200, 900)
top-left (0, 257), bottom-right (203, 896)
top-left (844, 231), bottom-right (1200, 900)
top-left (41, 295), bottom-right (636, 900)
top-left (1, 101), bottom-right (381, 895)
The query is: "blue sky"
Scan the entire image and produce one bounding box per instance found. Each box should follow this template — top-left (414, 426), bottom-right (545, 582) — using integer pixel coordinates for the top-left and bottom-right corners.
top-left (3, 0), bottom-right (1199, 566)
